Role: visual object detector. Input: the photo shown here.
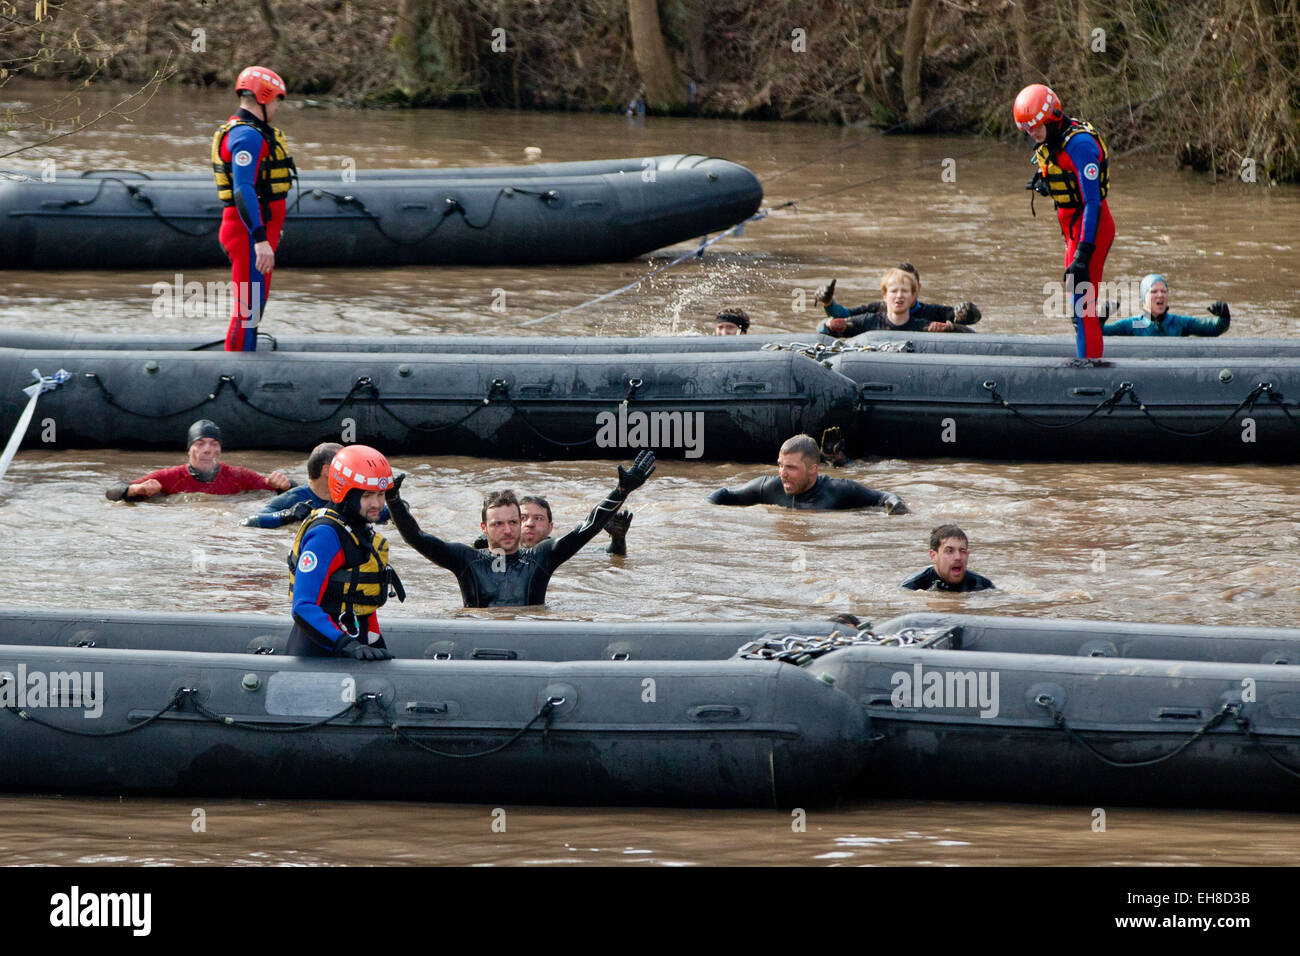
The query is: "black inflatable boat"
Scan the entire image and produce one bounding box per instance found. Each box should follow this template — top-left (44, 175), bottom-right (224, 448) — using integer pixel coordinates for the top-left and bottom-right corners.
top-left (0, 155), bottom-right (762, 268)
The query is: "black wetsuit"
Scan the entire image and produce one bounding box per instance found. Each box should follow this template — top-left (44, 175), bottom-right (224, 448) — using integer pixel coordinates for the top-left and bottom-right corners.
top-left (900, 568), bottom-right (996, 592)
top-left (819, 301), bottom-right (959, 338)
top-left (708, 474), bottom-right (904, 511)
top-left (388, 489), bottom-right (626, 607)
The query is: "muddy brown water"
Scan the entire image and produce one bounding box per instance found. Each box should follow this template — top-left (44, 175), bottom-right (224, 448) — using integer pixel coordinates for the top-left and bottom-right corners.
top-left (1, 80), bottom-right (1299, 867)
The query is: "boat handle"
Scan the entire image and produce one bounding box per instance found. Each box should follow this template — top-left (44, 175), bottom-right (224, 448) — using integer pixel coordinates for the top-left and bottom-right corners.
top-left (688, 704), bottom-right (747, 720)
top-left (860, 382), bottom-right (894, 393)
top-left (1155, 707), bottom-right (1203, 720)
top-left (406, 701), bottom-right (450, 714)
top-left (610, 652), bottom-right (631, 661)
top-left (731, 381), bottom-right (770, 393)
top-left (472, 648), bottom-right (519, 660)
top-left (1070, 387), bottom-right (1105, 396)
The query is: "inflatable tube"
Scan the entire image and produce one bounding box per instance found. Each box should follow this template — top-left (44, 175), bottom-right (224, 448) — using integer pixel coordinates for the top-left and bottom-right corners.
top-left (853, 330), bottom-right (1300, 359)
top-left (0, 330), bottom-right (832, 354)
top-left (819, 642), bottom-right (1300, 810)
top-left (0, 644), bottom-right (865, 806)
top-left (0, 607), bottom-right (847, 661)
top-left (874, 612), bottom-right (1300, 664)
top-left (0, 155), bottom-right (762, 268)
top-left (0, 347), bottom-right (858, 460)
top-left (828, 350), bottom-right (1300, 462)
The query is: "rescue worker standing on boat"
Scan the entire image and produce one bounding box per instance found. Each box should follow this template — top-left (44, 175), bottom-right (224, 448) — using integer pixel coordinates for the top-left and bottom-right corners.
top-left (212, 66), bottom-right (296, 352)
top-left (1015, 84), bottom-right (1114, 362)
top-left (287, 445), bottom-right (404, 660)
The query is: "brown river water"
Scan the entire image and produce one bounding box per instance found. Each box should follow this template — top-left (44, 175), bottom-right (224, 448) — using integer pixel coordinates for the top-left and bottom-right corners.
top-left (1, 80), bottom-right (1299, 870)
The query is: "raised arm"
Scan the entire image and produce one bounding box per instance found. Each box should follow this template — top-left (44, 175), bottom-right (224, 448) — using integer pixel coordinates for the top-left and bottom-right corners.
top-left (550, 452), bottom-right (656, 564)
top-left (384, 476), bottom-right (463, 569)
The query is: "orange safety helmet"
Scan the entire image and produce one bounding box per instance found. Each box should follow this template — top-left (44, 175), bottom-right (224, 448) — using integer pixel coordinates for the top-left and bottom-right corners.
top-left (235, 66), bottom-right (287, 105)
top-left (1013, 84), bottom-right (1063, 132)
top-left (327, 445), bottom-right (393, 503)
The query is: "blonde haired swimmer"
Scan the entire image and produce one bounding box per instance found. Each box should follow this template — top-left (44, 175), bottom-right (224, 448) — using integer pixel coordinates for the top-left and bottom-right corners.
top-left (815, 261), bottom-right (979, 337)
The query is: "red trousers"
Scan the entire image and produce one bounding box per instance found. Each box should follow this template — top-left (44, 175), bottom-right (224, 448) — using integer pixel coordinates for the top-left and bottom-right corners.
top-left (1059, 200), bottom-right (1114, 359)
top-left (220, 202), bottom-right (284, 352)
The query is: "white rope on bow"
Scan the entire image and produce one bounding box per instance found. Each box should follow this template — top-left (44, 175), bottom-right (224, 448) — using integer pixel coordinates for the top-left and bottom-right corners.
top-left (0, 368), bottom-right (72, 485)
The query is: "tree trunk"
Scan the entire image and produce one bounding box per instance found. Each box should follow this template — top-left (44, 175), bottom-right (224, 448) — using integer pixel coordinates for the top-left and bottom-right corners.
top-left (902, 0), bottom-right (935, 127)
top-left (627, 0), bottom-right (684, 111)
top-left (1013, 0), bottom-right (1046, 84)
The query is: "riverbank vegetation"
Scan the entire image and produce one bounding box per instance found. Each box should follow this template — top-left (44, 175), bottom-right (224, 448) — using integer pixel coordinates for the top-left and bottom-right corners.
top-left (3, 0), bottom-right (1297, 181)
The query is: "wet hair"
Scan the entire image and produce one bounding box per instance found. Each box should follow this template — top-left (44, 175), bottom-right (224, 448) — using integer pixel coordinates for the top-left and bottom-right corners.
top-left (716, 308), bottom-right (750, 333)
top-left (307, 442), bottom-right (343, 480)
top-left (779, 434), bottom-right (821, 464)
top-left (481, 489), bottom-right (521, 524)
top-left (880, 267), bottom-right (920, 299)
top-left (897, 262), bottom-right (920, 282)
top-left (929, 524), bottom-right (969, 551)
top-left (520, 495), bottom-right (553, 523)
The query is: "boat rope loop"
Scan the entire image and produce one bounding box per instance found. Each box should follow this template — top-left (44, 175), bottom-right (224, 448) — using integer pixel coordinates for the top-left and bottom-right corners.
top-left (982, 380), bottom-right (1295, 436)
top-left (733, 626), bottom-right (957, 666)
top-left (184, 687), bottom-right (365, 732)
top-left (981, 380), bottom-right (1134, 429)
top-left (50, 176), bottom-right (220, 238)
top-left (82, 369), bottom-right (238, 419)
top-left (1125, 382), bottom-right (1278, 438)
top-left (377, 694), bottom-right (564, 759)
top-left (484, 380), bottom-right (601, 448)
top-left (298, 185), bottom-right (558, 246)
top-left (1036, 695), bottom-right (1240, 768)
top-left (0, 683), bottom-right (189, 738)
top-left (1227, 711), bottom-right (1300, 780)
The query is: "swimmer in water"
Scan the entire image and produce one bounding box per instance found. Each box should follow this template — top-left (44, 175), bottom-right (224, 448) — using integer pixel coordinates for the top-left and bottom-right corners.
top-left (709, 434), bottom-right (906, 513)
top-left (386, 452), bottom-right (655, 607)
top-left (900, 524), bottom-right (996, 592)
top-left (1103, 274), bottom-right (1230, 337)
top-left (815, 263), bottom-right (980, 337)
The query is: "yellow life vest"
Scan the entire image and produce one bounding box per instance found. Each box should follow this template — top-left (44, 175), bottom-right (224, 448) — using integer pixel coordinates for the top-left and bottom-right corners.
top-left (211, 116), bottom-right (296, 206)
top-left (287, 508), bottom-right (400, 623)
top-left (1033, 119), bottom-right (1109, 210)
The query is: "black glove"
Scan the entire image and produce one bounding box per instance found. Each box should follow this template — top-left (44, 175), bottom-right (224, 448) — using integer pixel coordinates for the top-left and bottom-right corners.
top-left (882, 494), bottom-right (908, 516)
top-left (1069, 241), bottom-right (1095, 272)
top-left (385, 472), bottom-right (405, 502)
top-left (1026, 171), bottom-right (1050, 196)
top-left (952, 301), bottom-right (981, 325)
top-left (1064, 242), bottom-right (1094, 304)
top-left (813, 278), bottom-right (837, 306)
top-left (1208, 301), bottom-right (1230, 328)
top-left (105, 481), bottom-right (131, 502)
top-left (339, 638), bottom-right (391, 661)
top-left (617, 450), bottom-right (656, 493)
top-left (288, 500), bottom-right (314, 521)
top-left (604, 509), bottom-right (632, 556)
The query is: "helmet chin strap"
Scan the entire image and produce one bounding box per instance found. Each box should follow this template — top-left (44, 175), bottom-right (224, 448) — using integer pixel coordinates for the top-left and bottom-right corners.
top-left (337, 488), bottom-right (371, 530)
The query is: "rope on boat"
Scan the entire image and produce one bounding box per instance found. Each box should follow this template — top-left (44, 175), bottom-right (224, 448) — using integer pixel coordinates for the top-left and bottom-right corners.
top-left (378, 694), bottom-right (563, 759)
top-left (1, 684), bottom-right (188, 738)
top-left (981, 380), bottom-right (1296, 435)
top-left (1035, 696), bottom-right (1238, 768)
